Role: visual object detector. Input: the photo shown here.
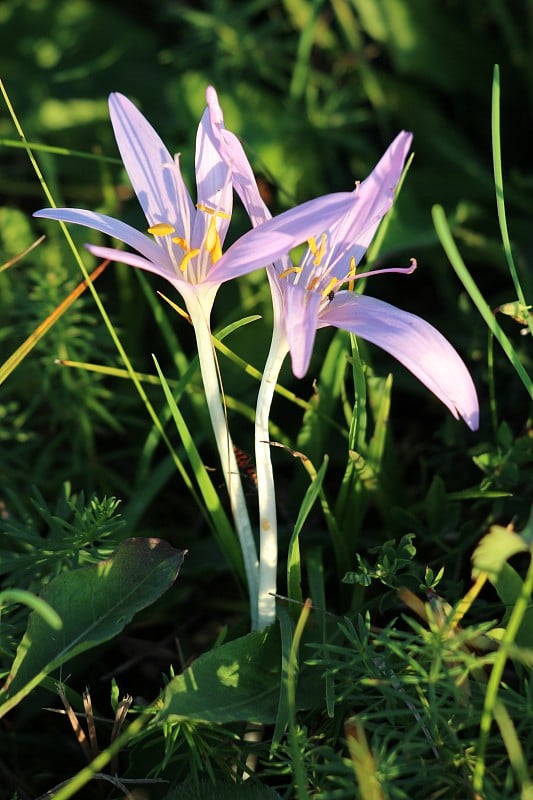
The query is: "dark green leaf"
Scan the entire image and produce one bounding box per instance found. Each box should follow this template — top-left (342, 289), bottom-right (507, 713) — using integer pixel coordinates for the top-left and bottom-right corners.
top-left (0, 538), bottom-right (184, 716)
top-left (157, 625), bottom-right (280, 724)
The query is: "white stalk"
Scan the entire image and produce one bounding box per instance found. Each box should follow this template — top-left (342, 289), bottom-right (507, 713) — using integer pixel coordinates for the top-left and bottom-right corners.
top-left (187, 293), bottom-right (259, 628)
top-left (255, 325), bottom-right (289, 629)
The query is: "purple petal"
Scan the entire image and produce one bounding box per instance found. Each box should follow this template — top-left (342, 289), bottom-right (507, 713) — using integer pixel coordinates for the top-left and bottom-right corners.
top-left (324, 131), bottom-right (413, 275)
top-left (266, 261), bottom-right (288, 326)
top-left (322, 292), bottom-right (479, 429)
top-left (86, 244), bottom-right (179, 282)
top-left (206, 86), bottom-right (272, 228)
top-left (284, 287), bottom-right (323, 378)
top-left (87, 244), bottom-right (204, 310)
top-left (109, 93), bottom-right (195, 237)
top-left (195, 104), bottom-right (232, 226)
top-left (33, 208), bottom-right (166, 265)
top-left (191, 105), bottom-right (233, 252)
top-left (210, 191), bottom-right (357, 284)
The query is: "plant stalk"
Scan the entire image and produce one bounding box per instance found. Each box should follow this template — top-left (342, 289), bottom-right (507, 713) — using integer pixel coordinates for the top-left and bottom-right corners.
top-left (255, 327), bottom-right (289, 629)
top-left (188, 294), bottom-right (259, 628)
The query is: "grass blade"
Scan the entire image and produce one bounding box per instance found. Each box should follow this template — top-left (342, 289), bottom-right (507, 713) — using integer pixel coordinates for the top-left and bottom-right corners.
top-left (432, 204), bottom-right (532, 399)
top-left (491, 64), bottom-right (531, 330)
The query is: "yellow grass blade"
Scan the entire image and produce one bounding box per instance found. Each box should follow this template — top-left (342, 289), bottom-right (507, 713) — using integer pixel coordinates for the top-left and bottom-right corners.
top-left (0, 260), bottom-right (109, 386)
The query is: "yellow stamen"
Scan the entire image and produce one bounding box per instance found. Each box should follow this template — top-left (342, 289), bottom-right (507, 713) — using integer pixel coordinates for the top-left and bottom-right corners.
top-left (147, 222), bottom-right (175, 236)
top-left (322, 277), bottom-right (338, 297)
top-left (171, 236), bottom-right (189, 250)
top-left (313, 233), bottom-right (327, 266)
top-left (307, 276), bottom-right (320, 291)
top-left (278, 266), bottom-right (303, 280)
top-left (179, 248), bottom-right (200, 272)
top-left (348, 256), bottom-right (356, 292)
top-left (307, 236), bottom-right (318, 255)
top-left (196, 203), bottom-right (231, 220)
top-left (205, 215), bottom-right (222, 263)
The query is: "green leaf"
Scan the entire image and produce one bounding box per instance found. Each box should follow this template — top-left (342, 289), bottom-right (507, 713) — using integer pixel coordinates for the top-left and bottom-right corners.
top-left (152, 355), bottom-right (244, 584)
top-left (167, 779), bottom-right (282, 800)
top-left (156, 625), bottom-right (281, 724)
top-left (0, 588), bottom-right (62, 630)
top-left (472, 525), bottom-right (528, 580)
top-left (520, 505), bottom-right (533, 547)
top-left (432, 204), bottom-right (533, 400)
top-left (472, 524), bottom-right (533, 646)
top-left (287, 455), bottom-right (329, 606)
top-left (272, 606), bottom-right (295, 749)
top-left (0, 538), bottom-right (184, 717)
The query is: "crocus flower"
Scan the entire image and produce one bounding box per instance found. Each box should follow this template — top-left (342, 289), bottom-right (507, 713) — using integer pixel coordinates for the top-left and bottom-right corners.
top-left (33, 89), bottom-right (363, 631)
top-left (34, 91), bottom-right (357, 323)
top-left (207, 91), bottom-right (479, 431)
top-left (206, 90), bottom-right (479, 629)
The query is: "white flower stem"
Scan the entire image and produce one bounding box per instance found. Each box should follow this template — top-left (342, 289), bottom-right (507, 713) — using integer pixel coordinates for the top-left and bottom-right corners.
top-left (255, 326), bottom-right (289, 630)
top-left (187, 295), bottom-right (259, 628)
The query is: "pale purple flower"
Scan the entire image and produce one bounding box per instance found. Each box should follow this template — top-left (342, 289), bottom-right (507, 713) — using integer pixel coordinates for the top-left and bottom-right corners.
top-left (34, 92), bottom-right (358, 319)
top-left (207, 91), bottom-right (479, 430)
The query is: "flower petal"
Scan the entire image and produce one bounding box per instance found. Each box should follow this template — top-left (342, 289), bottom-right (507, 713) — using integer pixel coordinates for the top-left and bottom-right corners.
top-left (323, 292), bottom-right (479, 429)
top-left (210, 191), bottom-right (357, 284)
top-left (193, 103), bottom-right (233, 249)
top-left (284, 287), bottom-right (323, 378)
top-left (86, 244), bottom-right (204, 311)
top-left (86, 244), bottom-right (178, 282)
top-left (321, 131), bottom-right (413, 277)
top-left (108, 93), bottom-right (195, 237)
top-left (206, 86), bottom-right (272, 228)
top-left (33, 208), bottom-right (166, 265)
top-left (265, 263), bottom-right (287, 326)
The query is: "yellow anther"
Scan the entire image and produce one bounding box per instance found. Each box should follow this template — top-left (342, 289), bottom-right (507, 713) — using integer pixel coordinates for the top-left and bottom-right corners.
top-left (205, 215), bottom-right (222, 262)
top-left (312, 233), bottom-right (327, 267)
top-left (179, 248), bottom-right (200, 272)
top-left (147, 222), bottom-right (175, 236)
top-left (307, 276), bottom-right (320, 291)
top-left (348, 256), bottom-right (356, 292)
top-left (171, 236), bottom-right (189, 250)
top-left (322, 277), bottom-right (338, 297)
top-left (308, 236), bottom-right (318, 255)
top-left (196, 203), bottom-right (231, 220)
top-left (278, 266), bottom-right (303, 280)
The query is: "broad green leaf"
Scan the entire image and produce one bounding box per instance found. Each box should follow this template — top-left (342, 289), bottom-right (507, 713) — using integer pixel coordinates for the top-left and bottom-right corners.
top-left (156, 625), bottom-right (281, 724)
top-left (472, 526), bottom-right (528, 580)
top-left (486, 562), bottom-right (525, 625)
top-left (0, 538), bottom-right (184, 717)
top-left (520, 505), bottom-right (533, 547)
top-left (167, 779), bottom-right (282, 800)
top-left (472, 525), bottom-right (533, 646)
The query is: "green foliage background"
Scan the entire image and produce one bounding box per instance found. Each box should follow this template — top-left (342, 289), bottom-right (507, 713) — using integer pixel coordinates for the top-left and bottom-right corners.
top-left (1, 1), bottom-right (532, 798)
top-left (2, 0), bottom-right (531, 498)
